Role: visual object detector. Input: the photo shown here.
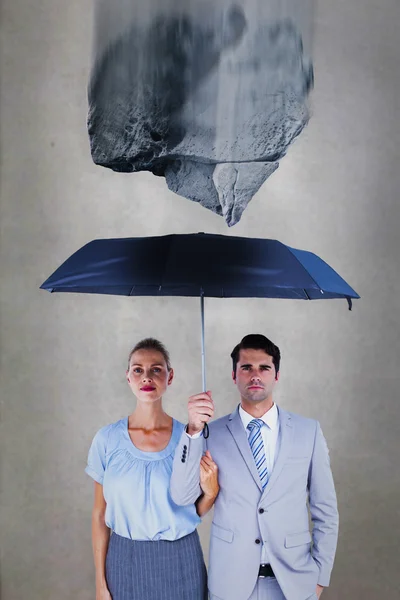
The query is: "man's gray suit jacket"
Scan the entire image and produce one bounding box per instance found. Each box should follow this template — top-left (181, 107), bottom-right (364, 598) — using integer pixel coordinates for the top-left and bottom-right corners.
top-left (170, 405), bottom-right (339, 600)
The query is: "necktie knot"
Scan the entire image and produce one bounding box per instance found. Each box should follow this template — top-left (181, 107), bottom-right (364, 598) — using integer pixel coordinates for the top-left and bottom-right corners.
top-left (247, 418), bottom-right (264, 432)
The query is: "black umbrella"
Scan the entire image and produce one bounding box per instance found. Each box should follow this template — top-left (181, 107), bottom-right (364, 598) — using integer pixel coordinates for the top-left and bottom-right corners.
top-left (41, 232), bottom-right (359, 435)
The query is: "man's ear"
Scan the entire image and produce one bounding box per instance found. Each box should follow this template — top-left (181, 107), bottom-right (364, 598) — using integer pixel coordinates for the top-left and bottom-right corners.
top-left (232, 370), bottom-right (236, 383)
top-left (275, 370), bottom-right (280, 382)
top-left (168, 368), bottom-right (174, 385)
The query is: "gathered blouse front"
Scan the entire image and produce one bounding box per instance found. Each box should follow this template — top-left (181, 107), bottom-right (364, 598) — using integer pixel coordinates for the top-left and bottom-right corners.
top-left (85, 417), bottom-right (200, 541)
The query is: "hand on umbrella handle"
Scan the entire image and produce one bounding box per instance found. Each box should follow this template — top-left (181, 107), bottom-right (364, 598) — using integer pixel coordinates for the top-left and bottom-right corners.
top-left (187, 393), bottom-right (214, 436)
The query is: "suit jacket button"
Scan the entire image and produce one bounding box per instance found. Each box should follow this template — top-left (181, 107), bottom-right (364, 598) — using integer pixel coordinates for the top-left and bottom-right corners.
top-left (255, 538), bottom-right (261, 544)
top-left (259, 508), bottom-right (264, 514)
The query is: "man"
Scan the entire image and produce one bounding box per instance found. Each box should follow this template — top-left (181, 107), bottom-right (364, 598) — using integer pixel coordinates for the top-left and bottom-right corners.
top-left (170, 334), bottom-right (338, 600)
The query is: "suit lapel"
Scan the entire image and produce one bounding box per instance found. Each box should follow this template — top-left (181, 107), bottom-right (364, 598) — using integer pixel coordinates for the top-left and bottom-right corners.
top-left (261, 407), bottom-right (294, 502)
top-left (226, 406), bottom-right (263, 493)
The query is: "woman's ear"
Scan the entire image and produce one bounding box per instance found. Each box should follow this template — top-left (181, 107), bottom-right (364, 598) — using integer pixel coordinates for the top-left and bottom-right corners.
top-left (168, 368), bottom-right (174, 385)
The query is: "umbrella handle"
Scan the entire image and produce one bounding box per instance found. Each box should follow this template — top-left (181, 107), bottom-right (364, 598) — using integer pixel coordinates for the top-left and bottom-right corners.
top-left (200, 294), bottom-right (210, 439)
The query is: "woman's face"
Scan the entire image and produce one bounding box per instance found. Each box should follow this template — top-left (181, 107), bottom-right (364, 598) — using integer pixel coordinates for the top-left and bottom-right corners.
top-left (126, 348), bottom-right (173, 403)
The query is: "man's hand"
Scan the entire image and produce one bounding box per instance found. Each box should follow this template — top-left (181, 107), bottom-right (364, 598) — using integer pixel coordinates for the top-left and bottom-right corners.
top-left (187, 392), bottom-right (214, 435)
top-left (316, 584), bottom-right (324, 598)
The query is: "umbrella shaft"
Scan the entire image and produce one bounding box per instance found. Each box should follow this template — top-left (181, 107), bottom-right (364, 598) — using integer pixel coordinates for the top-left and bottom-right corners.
top-left (201, 294), bottom-right (206, 392)
top-left (200, 294), bottom-right (209, 439)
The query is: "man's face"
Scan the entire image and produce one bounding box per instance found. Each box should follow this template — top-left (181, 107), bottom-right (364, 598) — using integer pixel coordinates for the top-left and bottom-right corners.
top-left (233, 348), bottom-right (279, 404)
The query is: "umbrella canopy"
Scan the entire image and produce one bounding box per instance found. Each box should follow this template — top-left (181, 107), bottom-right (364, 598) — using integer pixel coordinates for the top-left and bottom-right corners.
top-left (41, 232), bottom-right (359, 303)
top-left (41, 232), bottom-right (359, 436)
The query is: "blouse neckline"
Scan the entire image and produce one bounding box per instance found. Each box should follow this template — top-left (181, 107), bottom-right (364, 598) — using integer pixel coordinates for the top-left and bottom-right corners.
top-left (123, 417), bottom-right (180, 461)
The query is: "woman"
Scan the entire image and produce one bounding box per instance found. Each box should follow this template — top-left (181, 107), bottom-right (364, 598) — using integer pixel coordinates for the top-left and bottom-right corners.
top-left (85, 338), bottom-right (219, 600)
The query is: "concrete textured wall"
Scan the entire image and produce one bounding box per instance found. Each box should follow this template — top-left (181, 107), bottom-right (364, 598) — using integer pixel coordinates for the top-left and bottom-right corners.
top-left (1, 0), bottom-right (399, 598)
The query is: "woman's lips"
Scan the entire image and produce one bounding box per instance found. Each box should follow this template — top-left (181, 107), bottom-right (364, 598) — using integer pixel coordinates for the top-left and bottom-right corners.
top-left (140, 386), bottom-right (156, 392)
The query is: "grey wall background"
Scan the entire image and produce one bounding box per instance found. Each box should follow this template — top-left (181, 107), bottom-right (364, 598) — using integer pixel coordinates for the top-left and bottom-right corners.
top-left (1, 0), bottom-right (399, 598)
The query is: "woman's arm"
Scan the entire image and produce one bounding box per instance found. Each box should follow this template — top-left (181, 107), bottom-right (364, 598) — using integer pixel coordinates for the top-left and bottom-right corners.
top-left (196, 491), bottom-right (218, 517)
top-left (92, 482), bottom-right (112, 599)
top-left (196, 451), bottom-right (219, 517)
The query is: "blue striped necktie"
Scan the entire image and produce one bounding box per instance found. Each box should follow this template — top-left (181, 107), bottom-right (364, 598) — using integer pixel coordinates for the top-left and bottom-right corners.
top-left (247, 419), bottom-right (268, 489)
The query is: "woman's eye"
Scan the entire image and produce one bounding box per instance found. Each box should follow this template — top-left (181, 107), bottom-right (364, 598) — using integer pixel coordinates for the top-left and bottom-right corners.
top-left (133, 368), bottom-right (142, 374)
top-left (153, 368), bottom-right (161, 373)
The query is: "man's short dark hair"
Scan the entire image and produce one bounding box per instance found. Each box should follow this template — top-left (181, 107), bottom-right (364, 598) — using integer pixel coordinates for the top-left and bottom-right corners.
top-left (231, 334), bottom-right (281, 378)
top-left (128, 338), bottom-right (171, 371)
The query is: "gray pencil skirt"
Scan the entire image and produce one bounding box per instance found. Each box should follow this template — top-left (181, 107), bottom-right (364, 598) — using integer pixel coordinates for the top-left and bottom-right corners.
top-left (105, 530), bottom-right (208, 600)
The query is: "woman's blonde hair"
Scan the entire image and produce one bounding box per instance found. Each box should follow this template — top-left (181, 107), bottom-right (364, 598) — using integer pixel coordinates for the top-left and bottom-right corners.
top-left (127, 338), bottom-right (171, 371)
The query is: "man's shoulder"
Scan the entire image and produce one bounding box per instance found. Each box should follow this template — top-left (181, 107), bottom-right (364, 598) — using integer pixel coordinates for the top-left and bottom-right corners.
top-left (208, 411), bottom-right (234, 432)
top-left (280, 407), bottom-right (319, 433)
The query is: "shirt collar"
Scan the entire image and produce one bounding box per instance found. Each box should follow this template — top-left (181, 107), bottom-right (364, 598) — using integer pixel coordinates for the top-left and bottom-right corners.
top-left (239, 403), bottom-right (279, 431)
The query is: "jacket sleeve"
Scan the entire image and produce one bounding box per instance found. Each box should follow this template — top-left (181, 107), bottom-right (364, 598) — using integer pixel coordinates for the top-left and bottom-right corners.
top-left (308, 421), bottom-right (339, 587)
top-left (170, 427), bottom-right (206, 506)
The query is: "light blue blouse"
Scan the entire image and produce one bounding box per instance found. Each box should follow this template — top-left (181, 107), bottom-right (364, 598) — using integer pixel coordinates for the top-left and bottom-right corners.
top-left (85, 417), bottom-right (200, 541)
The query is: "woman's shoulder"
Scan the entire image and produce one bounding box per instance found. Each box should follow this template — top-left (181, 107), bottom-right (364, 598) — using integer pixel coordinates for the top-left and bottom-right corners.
top-left (171, 419), bottom-right (186, 445)
top-left (91, 417), bottom-right (127, 445)
top-left (173, 418), bottom-right (186, 432)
